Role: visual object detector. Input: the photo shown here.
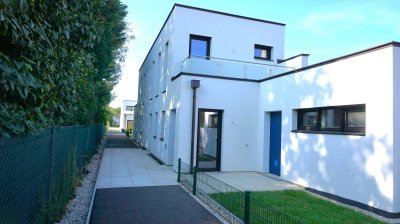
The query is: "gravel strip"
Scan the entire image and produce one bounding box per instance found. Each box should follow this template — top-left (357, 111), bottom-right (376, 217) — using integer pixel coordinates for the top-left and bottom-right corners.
top-left (56, 136), bottom-right (107, 224)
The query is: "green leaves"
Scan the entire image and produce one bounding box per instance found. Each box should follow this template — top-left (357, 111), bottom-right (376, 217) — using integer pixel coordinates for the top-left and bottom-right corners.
top-left (0, 0), bottom-right (130, 137)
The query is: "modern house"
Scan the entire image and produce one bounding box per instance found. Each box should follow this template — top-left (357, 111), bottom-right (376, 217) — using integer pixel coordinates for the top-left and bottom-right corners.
top-left (120, 100), bottom-right (136, 130)
top-left (132, 4), bottom-right (400, 217)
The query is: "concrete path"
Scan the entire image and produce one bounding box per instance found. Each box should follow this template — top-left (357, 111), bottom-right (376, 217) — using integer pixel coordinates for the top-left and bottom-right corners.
top-left (89, 129), bottom-right (221, 224)
top-left (207, 172), bottom-right (303, 191)
top-left (96, 147), bottom-right (178, 188)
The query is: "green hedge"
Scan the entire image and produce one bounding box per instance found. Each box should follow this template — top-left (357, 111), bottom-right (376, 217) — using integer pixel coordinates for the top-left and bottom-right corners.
top-left (0, 0), bottom-right (130, 138)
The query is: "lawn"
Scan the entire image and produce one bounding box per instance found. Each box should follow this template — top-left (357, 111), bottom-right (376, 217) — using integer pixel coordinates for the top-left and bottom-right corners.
top-left (211, 190), bottom-right (386, 224)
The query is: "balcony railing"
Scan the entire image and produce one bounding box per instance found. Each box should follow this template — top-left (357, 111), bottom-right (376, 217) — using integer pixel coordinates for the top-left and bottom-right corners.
top-left (178, 56), bottom-right (295, 80)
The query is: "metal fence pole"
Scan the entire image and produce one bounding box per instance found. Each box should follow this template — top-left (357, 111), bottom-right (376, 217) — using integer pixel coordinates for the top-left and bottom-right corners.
top-left (86, 126), bottom-right (90, 158)
top-left (192, 166), bottom-right (197, 195)
top-left (48, 126), bottom-right (56, 202)
top-left (177, 158), bottom-right (181, 183)
top-left (244, 191), bottom-right (251, 224)
top-left (74, 125), bottom-right (78, 163)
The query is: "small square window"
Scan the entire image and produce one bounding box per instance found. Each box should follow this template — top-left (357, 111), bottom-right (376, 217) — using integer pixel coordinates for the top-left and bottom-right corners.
top-left (254, 44), bottom-right (272, 60)
top-left (344, 106), bottom-right (366, 132)
top-left (320, 108), bottom-right (341, 130)
top-left (299, 110), bottom-right (318, 130)
top-left (190, 35), bottom-right (211, 59)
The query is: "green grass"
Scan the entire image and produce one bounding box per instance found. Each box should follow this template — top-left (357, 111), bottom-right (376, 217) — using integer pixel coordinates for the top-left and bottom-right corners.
top-left (211, 190), bottom-right (386, 224)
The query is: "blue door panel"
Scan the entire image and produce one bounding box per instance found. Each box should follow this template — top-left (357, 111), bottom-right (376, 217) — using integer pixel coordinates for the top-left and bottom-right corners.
top-left (269, 112), bottom-right (282, 176)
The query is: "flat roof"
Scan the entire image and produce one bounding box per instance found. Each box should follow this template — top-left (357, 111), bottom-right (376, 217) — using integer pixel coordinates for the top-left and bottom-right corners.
top-left (139, 4), bottom-right (286, 71)
top-left (260, 41), bottom-right (400, 82)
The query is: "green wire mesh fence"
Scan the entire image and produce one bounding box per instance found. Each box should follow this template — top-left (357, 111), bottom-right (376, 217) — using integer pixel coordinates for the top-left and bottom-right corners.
top-left (177, 159), bottom-right (303, 224)
top-left (0, 124), bottom-right (105, 224)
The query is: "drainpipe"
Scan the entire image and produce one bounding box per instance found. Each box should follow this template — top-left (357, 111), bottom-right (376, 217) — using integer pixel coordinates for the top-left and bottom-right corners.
top-left (190, 80), bottom-right (200, 171)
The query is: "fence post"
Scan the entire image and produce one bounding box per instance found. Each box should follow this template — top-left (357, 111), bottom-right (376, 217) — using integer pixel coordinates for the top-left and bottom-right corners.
top-left (86, 126), bottom-right (90, 158)
top-left (74, 125), bottom-right (78, 158)
top-left (244, 191), bottom-right (251, 224)
top-left (48, 126), bottom-right (56, 199)
top-left (177, 158), bottom-right (181, 183)
top-left (192, 166), bottom-right (197, 195)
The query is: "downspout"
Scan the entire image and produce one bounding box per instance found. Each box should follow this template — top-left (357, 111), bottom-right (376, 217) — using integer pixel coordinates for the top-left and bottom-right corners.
top-left (190, 80), bottom-right (200, 170)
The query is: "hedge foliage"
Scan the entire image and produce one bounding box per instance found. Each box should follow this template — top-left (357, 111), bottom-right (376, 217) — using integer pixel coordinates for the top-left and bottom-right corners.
top-left (0, 0), bottom-right (130, 137)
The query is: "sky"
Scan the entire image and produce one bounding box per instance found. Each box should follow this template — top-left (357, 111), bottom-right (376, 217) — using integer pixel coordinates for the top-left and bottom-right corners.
top-left (109, 0), bottom-right (400, 108)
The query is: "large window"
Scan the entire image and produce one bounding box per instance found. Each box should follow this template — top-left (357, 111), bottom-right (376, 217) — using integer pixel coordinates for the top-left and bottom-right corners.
top-left (296, 104), bottom-right (365, 134)
top-left (254, 44), bottom-right (272, 60)
top-left (189, 34), bottom-right (211, 59)
top-left (126, 106), bottom-right (134, 111)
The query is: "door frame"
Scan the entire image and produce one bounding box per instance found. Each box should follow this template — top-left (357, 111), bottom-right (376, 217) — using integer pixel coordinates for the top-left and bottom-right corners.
top-left (196, 108), bottom-right (223, 171)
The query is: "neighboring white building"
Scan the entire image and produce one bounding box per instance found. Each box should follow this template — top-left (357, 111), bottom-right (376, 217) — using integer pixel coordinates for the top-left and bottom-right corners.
top-left (133, 4), bottom-right (400, 217)
top-left (120, 100), bottom-right (136, 130)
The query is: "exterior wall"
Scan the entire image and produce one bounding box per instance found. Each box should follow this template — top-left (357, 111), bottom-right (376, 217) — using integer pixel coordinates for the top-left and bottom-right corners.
top-left (120, 100), bottom-right (136, 129)
top-left (178, 76), bottom-right (259, 171)
top-left (393, 45), bottom-right (400, 212)
top-left (259, 46), bottom-right (396, 212)
top-left (135, 8), bottom-right (177, 162)
top-left (173, 6), bottom-right (285, 64)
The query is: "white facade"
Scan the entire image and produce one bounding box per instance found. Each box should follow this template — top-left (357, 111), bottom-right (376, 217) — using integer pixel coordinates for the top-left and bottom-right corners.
top-left (133, 4), bottom-right (400, 215)
top-left (120, 100), bottom-right (136, 130)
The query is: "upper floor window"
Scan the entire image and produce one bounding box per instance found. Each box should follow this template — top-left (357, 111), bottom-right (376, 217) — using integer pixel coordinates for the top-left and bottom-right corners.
top-left (296, 104), bottom-right (365, 135)
top-left (189, 34), bottom-right (211, 59)
top-left (126, 106), bottom-right (134, 111)
top-left (254, 44), bottom-right (272, 60)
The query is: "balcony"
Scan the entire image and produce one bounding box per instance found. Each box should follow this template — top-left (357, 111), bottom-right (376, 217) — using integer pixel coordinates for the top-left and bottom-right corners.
top-left (178, 56), bottom-right (295, 80)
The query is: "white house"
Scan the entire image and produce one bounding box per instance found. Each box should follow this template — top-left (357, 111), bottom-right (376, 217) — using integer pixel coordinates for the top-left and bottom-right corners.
top-left (132, 4), bottom-right (400, 217)
top-left (120, 100), bottom-right (136, 130)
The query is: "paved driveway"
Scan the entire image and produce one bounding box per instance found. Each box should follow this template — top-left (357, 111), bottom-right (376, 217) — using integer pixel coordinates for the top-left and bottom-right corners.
top-left (89, 185), bottom-right (221, 224)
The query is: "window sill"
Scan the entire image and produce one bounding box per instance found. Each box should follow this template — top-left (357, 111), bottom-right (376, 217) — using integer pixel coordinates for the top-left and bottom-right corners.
top-left (291, 130), bottom-right (365, 136)
top-left (254, 57), bottom-right (274, 62)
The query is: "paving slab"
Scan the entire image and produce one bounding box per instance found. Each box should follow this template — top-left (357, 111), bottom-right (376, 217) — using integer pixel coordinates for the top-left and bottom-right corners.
top-left (207, 172), bottom-right (303, 191)
top-left (96, 148), bottom-right (177, 188)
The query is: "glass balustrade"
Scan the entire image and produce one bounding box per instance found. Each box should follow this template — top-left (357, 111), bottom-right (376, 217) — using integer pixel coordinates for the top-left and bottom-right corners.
top-left (179, 56), bottom-right (295, 80)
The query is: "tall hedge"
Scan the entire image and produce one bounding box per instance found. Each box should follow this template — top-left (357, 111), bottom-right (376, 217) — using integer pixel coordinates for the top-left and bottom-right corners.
top-left (0, 0), bottom-right (129, 137)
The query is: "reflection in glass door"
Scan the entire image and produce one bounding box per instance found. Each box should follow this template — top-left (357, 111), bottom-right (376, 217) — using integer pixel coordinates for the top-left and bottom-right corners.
top-left (197, 109), bottom-right (222, 171)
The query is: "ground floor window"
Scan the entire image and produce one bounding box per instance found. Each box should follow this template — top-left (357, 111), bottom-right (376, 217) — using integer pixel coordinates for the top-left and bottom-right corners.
top-left (295, 104), bottom-right (365, 135)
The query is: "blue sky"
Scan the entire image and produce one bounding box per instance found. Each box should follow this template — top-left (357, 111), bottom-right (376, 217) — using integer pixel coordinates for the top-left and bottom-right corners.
top-left (110, 0), bottom-right (400, 107)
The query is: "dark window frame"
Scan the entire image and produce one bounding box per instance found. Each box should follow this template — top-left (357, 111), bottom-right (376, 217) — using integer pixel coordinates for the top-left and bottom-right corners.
top-left (296, 104), bottom-right (365, 135)
top-left (254, 44), bottom-right (273, 61)
top-left (189, 34), bottom-right (211, 59)
top-left (126, 106), bottom-right (134, 111)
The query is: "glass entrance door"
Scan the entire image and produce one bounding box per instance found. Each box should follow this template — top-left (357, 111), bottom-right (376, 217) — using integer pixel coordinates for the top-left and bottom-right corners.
top-left (196, 109), bottom-right (222, 171)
